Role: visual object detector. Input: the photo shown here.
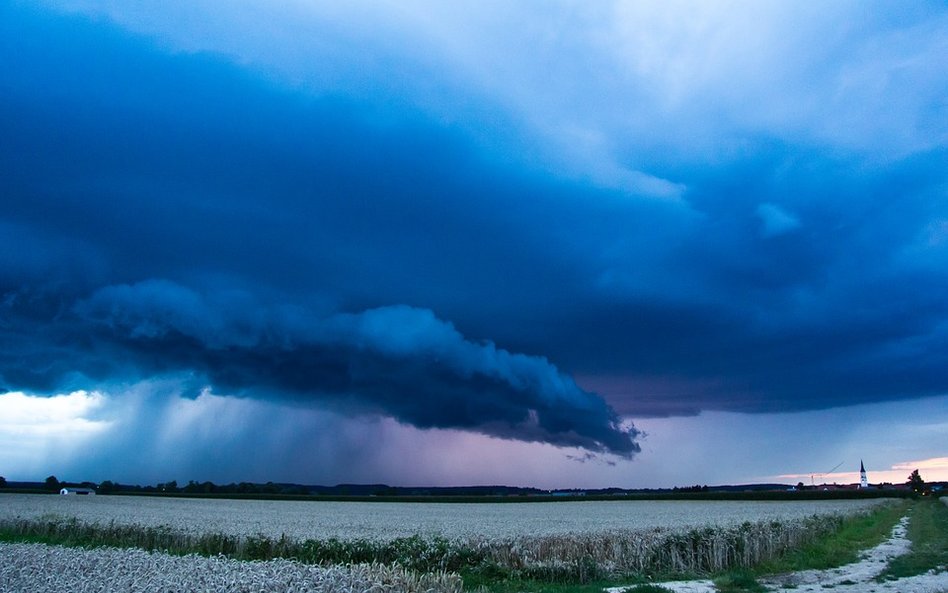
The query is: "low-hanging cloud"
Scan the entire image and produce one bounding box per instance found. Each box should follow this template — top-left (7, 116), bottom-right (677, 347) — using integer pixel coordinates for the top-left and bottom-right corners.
top-left (0, 279), bottom-right (640, 457)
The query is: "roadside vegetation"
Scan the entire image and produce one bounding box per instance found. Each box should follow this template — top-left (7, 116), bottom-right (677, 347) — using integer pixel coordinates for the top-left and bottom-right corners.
top-left (706, 499), bottom-right (906, 592)
top-left (878, 497), bottom-right (948, 580)
top-left (706, 497), bottom-right (948, 593)
top-left (590, 499), bottom-right (909, 593)
top-left (752, 497), bottom-right (908, 574)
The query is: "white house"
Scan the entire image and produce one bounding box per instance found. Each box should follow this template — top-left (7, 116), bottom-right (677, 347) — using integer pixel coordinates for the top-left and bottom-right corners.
top-left (59, 487), bottom-right (96, 495)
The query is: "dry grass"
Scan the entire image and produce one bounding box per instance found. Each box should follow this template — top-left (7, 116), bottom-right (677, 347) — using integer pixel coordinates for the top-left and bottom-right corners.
top-left (473, 515), bottom-right (845, 580)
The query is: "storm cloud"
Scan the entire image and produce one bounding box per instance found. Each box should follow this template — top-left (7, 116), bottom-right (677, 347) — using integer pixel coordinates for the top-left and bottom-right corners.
top-left (1, 280), bottom-right (639, 456)
top-left (1, 0), bottom-right (947, 460)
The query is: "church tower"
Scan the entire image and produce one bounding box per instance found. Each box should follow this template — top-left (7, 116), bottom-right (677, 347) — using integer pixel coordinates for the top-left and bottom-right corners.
top-left (860, 460), bottom-right (868, 488)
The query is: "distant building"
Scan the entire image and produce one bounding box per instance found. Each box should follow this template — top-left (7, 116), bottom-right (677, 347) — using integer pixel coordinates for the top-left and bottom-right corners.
top-left (60, 487), bottom-right (95, 495)
top-left (860, 460), bottom-right (868, 488)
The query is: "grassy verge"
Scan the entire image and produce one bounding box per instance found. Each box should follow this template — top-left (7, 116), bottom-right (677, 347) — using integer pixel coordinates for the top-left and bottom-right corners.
top-left (709, 499), bottom-right (908, 593)
top-left (619, 586), bottom-right (677, 593)
top-left (711, 570), bottom-right (766, 593)
top-left (756, 498), bottom-right (908, 573)
top-left (461, 574), bottom-right (634, 593)
top-left (878, 497), bottom-right (948, 580)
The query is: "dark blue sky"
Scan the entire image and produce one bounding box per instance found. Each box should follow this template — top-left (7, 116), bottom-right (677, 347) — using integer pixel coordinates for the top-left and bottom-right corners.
top-left (1, 1), bottom-right (946, 486)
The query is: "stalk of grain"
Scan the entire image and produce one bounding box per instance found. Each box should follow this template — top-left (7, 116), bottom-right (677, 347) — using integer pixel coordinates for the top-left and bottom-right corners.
top-left (473, 513), bottom-right (845, 579)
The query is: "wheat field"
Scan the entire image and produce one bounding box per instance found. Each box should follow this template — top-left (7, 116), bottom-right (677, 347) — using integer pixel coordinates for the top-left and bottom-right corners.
top-left (0, 493), bottom-right (885, 540)
top-left (0, 541), bottom-right (462, 593)
top-left (0, 494), bottom-right (890, 590)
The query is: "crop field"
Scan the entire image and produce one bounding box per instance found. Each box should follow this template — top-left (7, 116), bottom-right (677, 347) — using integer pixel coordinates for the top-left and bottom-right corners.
top-left (0, 494), bottom-right (892, 592)
top-left (0, 542), bottom-right (462, 593)
top-left (0, 493), bottom-right (885, 540)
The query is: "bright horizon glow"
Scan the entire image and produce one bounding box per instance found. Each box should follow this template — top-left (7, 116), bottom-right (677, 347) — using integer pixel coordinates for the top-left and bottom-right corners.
top-left (774, 457), bottom-right (948, 486)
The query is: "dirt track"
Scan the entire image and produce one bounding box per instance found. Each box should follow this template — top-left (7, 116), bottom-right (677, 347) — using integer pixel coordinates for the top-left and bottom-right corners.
top-left (610, 504), bottom-right (948, 593)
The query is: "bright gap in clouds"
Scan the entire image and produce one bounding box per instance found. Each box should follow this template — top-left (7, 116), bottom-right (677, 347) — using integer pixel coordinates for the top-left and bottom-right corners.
top-left (0, 391), bottom-right (112, 478)
top-left (0, 387), bottom-right (636, 488)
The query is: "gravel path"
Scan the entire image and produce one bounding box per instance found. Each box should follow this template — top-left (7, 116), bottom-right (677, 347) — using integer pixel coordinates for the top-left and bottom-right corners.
top-left (608, 511), bottom-right (948, 593)
top-left (759, 515), bottom-right (947, 592)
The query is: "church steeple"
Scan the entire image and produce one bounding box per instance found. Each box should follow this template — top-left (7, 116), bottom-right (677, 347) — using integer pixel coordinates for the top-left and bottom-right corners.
top-left (860, 460), bottom-right (868, 488)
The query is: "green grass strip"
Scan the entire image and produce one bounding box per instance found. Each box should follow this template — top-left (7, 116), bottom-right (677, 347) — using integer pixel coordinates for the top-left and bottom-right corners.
top-left (879, 497), bottom-right (948, 580)
top-left (755, 498), bottom-right (908, 573)
top-left (711, 569), bottom-right (766, 593)
top-left (709, 500), bottom-right (908, 593)
top-left (621, 585), bottom-right (677, 593)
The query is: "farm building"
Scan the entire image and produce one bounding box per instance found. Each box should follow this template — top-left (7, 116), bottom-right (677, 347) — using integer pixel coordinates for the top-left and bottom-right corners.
top-left (60, 487), bottom-right (95, 495)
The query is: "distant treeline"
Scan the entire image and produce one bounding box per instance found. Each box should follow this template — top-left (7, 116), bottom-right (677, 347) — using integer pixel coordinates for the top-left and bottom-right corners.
top-left (1, 474), bottom-right (936, 502)
top-left (108, 481), bottom-right (553, 497)
top-left (1, 476), bottom-right (550, 497)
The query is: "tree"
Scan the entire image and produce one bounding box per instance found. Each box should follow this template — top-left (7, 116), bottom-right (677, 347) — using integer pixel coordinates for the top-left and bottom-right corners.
top-left (907, 469), bottom-right (925, 493)
top-left (0, 476), bottom-right (6, 488)
top-left (44, 475), bottom-right (60, 492)
top-left (156, 480), bottom-right (178, 492)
